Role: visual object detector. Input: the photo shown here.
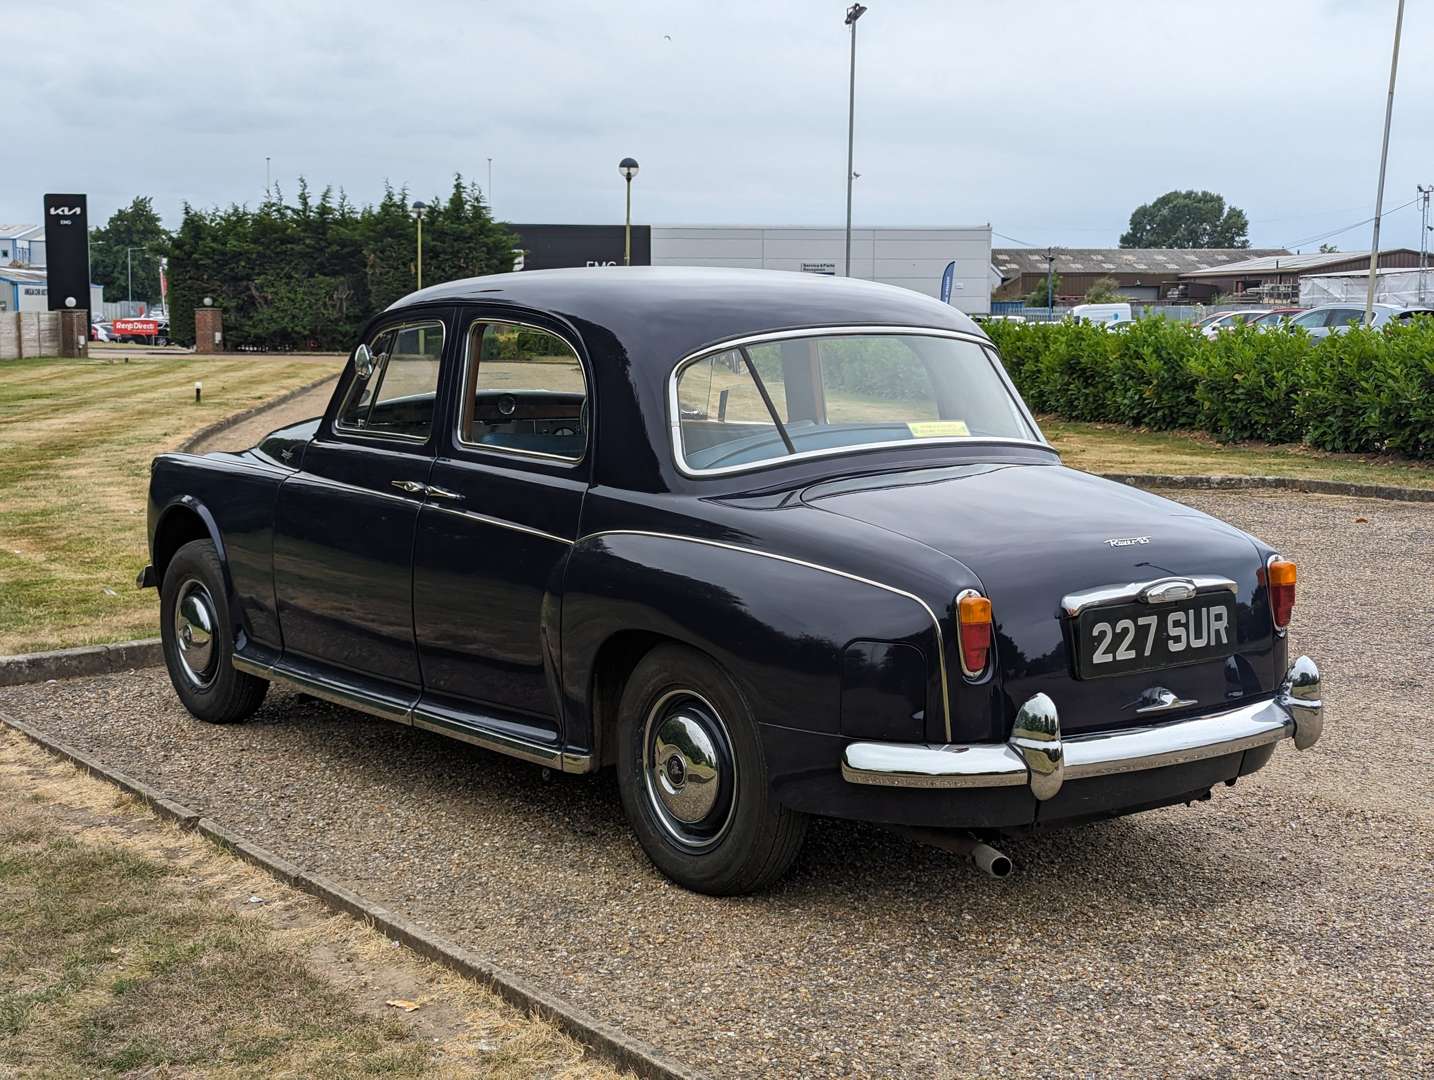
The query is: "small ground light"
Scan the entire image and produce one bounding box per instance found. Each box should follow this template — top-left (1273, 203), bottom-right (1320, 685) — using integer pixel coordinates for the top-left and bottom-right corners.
top-left (195, 381), bottom-right (202, 404)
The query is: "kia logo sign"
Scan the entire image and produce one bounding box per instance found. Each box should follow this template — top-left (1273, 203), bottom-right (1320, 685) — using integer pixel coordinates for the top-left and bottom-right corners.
top-left (49, 206), bottom-right (82, 217)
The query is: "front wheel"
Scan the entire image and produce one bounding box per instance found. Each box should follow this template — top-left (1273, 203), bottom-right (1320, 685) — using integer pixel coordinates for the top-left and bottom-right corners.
top-left (616, 644), bottom-right (806, 895)
top-left (159, 539), bottom-right (267, 723)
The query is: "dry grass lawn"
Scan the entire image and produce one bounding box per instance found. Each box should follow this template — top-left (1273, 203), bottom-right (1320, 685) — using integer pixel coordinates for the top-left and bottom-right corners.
top-left (0, 355), bottom-right (340, 654)
top-left (0, 728), bottom-right (624, 1079)
top-left (1042, 418), bottom-right (1434, 490)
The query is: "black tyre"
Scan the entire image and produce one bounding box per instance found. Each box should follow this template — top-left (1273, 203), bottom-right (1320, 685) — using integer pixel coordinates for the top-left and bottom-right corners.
top-left (159, 539), bottom-right (267, 723)
top-left (616, 644), bottom-right (806, 895)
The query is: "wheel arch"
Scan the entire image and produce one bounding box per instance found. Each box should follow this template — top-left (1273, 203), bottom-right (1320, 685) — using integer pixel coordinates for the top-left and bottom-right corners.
top-left (152, 497), bottom-right (229, 583)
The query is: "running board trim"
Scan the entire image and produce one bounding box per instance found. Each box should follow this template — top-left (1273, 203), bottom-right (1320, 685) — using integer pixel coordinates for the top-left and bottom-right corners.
top-left (232, 653), bottom-right (593, 774)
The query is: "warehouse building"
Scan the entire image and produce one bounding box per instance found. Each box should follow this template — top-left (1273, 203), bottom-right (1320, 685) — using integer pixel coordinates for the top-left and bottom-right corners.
top-left (993, 247), bottom-right (1288, 303)
top-left (0, 266), bottom-right (104, 314)
top-left (1174, 248), bottom-right (1422, 302)
top-left (0, 223), bottom-right (45, 267)
top-left (508, 223), bottom-right (997, 315)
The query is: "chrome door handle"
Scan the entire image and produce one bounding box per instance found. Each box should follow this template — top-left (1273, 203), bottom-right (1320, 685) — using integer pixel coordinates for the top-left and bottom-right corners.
top-left (390, 479), bottom-right (428, 495)
top-left (425, 485), bottom-right (464, 502)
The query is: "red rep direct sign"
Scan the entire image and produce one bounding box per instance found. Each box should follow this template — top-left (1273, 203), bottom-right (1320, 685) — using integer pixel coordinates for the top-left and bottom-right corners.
top-left (113, 318), bottom-right (159, 336)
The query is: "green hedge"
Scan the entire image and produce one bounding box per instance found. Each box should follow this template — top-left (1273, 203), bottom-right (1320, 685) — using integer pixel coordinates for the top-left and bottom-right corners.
top-left (984, 318), bottom-right (1434, 459)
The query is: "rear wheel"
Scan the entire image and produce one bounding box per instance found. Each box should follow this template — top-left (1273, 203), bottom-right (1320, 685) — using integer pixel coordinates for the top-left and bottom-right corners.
top-left (159, 539), bottom-right (267, 723)
top-left (616, 644), bottom-right (806, 895)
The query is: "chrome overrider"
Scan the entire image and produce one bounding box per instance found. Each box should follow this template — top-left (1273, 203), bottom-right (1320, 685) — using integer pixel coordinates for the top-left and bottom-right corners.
top-left (841, 655), bottom-right (1323, 797)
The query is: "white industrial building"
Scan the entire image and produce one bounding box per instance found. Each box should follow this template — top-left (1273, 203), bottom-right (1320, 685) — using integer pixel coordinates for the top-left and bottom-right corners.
top-left (0, 266), bottom-right (104, 314)
top-left (509, 223), bottom-right (997, 315)
top-left (647, 226), bottom-right (996, 315)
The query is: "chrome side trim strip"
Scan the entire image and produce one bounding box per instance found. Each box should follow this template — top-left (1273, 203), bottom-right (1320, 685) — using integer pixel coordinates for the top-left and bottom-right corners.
top-left (427, 502), bottom-right (574, 546)
top-left (410, 707), bottom-right (589, 773)
top-left (842, 656), bottom-right (1320, 794)
top-left (1061, 575), bottom-right (1237, 617)
top-left (578, 529), bottom-right (953, 740)
top-left (233, 654), bottom-right (414, 724)
top-left (231, 654), bottom-right (592, 773)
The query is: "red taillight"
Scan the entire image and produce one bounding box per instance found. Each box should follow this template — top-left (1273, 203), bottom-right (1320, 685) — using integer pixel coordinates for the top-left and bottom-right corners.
top-left (1268, 557), bottom-right (1296, 630)
top-left (957, 591), bottom-right (993, 676)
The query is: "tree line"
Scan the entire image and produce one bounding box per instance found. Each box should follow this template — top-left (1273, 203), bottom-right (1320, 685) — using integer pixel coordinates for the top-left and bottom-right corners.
top-left (88, 178), bottom-right (516, 349)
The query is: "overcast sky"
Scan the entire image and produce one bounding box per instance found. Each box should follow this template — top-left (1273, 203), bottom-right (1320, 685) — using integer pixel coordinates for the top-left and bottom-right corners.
top-left (7, 1), bottom-right (1431, 252)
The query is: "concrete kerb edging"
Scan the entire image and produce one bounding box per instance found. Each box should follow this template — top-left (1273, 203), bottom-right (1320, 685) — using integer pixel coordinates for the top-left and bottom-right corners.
top-left (0, 711), bottom-right (703, 1080)
top-left (177, 370), bottom-right (339, 454)
top-left (0, 638), bottom-right (163, 688)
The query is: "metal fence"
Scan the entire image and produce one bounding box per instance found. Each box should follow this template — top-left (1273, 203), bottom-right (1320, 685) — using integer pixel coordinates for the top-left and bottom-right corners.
top-left (989, 301), bottom-right (1270, 324)
top-left (101, 300), bottom-right (154, 321)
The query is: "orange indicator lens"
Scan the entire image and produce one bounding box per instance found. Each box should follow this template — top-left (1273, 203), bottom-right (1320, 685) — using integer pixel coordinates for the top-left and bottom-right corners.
top-left (957, 593), bottom-right (993, 675)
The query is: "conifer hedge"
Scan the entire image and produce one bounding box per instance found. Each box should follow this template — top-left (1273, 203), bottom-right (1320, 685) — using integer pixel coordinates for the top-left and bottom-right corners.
top-left (983, 318), bottom-right (1434, 459)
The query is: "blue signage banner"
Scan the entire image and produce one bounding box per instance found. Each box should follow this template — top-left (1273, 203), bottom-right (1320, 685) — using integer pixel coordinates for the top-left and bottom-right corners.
top-left (939, 260), bottom-right (955, 304)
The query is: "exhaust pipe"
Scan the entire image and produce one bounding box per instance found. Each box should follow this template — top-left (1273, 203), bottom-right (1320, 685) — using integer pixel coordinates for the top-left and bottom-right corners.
top-left (891, 827), bottom-right (1013, 879)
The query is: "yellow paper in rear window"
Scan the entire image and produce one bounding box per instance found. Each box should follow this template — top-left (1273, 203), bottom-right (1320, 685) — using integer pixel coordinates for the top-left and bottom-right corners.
top-left (907, 420), bottom-right (971, 438)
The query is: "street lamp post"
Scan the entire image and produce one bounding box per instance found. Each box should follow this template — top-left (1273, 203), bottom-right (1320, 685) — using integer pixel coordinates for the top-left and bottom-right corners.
top-left (619, 158), bottom-right (640, 266)
top-left (411, 201), bottom-right (427, 290)
top-left (1364, 0), bottom-right (1406, 324)
top-left (843, 3), bottom-right (867, 278)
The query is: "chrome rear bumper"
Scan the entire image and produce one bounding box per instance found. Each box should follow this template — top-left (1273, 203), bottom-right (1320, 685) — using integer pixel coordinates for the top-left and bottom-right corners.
top-left (841, 655), bottom-right (1322, 799)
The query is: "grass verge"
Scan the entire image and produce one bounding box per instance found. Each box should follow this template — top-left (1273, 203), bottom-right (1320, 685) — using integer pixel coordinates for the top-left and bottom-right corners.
top-left (1042, 419), bottom-right (1434, 491)
top-left (0, 355), bottom-right (339, 654)
top-left (0, 728), bottom-right (620, 1078)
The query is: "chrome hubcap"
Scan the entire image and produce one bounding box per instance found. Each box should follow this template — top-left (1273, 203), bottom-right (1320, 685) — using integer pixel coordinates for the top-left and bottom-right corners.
top-left (642, 689), bottom-right (736, 850)
top-left (173, 579), bottom-right (217, 688)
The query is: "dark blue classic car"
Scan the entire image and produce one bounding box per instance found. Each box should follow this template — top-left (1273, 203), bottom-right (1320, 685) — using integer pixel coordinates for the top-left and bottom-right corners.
top-left (141, 268), bottom-right (1323, 894)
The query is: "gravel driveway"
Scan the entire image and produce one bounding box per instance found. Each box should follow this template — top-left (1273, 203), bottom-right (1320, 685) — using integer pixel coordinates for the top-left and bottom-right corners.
top-left (4, 491), bottom-right (1430, 1078)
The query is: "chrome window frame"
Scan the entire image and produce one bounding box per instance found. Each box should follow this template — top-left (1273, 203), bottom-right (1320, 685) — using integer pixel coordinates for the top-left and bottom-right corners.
top-left (668, 325), bottom-right (1049, 479)
top-left (455, 317), bottom-right (590, 465)
top-left (333, 318), bottom-right (447, 444)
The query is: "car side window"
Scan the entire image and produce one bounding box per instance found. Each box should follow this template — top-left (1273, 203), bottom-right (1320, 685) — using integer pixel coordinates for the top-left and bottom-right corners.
top-left (336, 321), bottom-right (445, 440)
top-left (460, 322), bottom-right (587, 460)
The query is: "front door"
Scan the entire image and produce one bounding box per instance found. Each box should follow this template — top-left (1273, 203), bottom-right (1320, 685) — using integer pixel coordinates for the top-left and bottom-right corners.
top-left (412, 315), bottom-right (589, 740)
top-left (273, 311), bottom-right (450, 690)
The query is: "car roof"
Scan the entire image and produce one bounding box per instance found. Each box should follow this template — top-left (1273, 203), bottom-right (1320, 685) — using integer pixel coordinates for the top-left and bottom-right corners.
top-left (389, 266), bottom-right (984, 360)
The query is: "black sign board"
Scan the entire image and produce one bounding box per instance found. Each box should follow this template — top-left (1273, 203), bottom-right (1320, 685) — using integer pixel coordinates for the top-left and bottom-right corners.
top-left (43, 193), bottom-right (90, 311)
top-left (509, 223), bottom-right (651, 270)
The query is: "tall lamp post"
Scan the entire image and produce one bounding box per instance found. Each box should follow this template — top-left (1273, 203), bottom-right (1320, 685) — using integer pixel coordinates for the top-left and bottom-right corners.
top-left (1364, 0), bottom-right (1405, 324)
top-left (619, 158), bottom-right (640, 265)
top-left (411, 201), bottom-right (427, 290)
top-left (843, 3), bottom-right (867, 277)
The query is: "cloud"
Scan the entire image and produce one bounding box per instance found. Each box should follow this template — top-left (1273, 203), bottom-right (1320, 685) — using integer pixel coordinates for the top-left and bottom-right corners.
top-left (5, 0), bottom-right (1430, 250)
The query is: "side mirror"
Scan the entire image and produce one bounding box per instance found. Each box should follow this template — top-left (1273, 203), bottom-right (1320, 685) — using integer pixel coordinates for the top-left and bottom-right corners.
top-left (354, 343), bottom-right (375, 379)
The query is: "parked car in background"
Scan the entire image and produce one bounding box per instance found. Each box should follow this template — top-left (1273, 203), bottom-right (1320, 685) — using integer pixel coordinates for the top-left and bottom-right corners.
top-left (1250, 307), bottom-right (1305, 329)
top-left (139, 267), bottom-right (1323, 894)
top-left (1287, 303), bottom-right (1405, 337)
top-left (1071, 302), bottom-right (1132, 326)
top-left (1196, 309), bottom-right (1272, 339)
top-left (89, 321), bottom-right (113, 342)
top-left (1391, 306), bottom-right (1434, 323)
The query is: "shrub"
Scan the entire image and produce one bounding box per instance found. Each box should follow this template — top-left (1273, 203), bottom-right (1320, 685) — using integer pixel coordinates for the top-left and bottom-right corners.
top-left (1191, 323), bottom-right (1310, 443)
top-left (1299, 320), bottom-right (1434, 457)
top-left (1106, 316), bottom-right (1202, 429)
top-left (983, 316), bottom-right (1434, 460)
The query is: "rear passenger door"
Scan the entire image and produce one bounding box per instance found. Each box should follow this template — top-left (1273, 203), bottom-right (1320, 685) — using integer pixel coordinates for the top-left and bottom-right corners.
top-left (411, 314), bottom-right (589, 740)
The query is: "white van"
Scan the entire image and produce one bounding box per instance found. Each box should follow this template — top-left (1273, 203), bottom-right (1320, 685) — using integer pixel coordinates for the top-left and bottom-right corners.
top-left (1070, 302), bottom-right (1132, 326)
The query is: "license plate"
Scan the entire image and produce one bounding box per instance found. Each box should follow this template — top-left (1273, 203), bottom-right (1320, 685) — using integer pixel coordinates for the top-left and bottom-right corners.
top-left (1074, 595), bottom-right (1236, 679)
